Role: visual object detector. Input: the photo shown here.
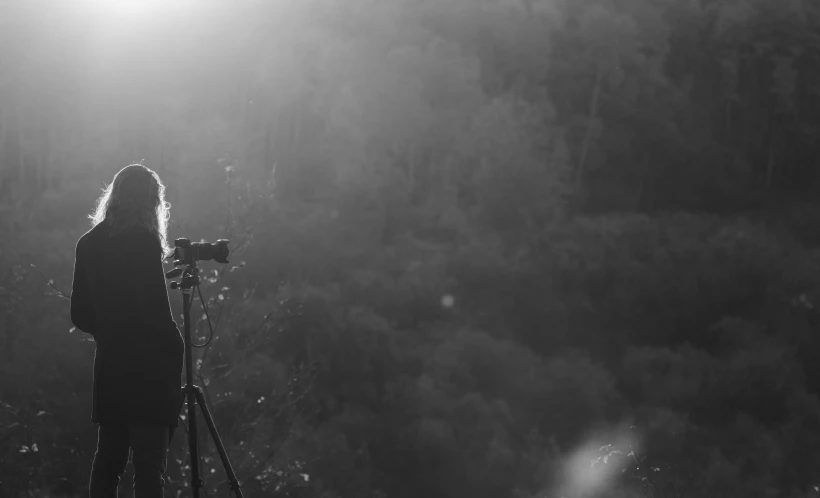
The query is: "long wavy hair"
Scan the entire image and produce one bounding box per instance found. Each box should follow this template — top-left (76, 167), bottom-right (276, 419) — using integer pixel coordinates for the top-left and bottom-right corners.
top-left (89, 164), bottom-right (171, 254)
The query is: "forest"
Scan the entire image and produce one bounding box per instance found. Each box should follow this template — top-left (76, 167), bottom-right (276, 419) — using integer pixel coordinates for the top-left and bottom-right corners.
top-left (2, 0), bottom-right (820, 496)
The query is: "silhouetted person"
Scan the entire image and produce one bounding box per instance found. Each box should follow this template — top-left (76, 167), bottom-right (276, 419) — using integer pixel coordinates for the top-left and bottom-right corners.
top-left (71, 164), bottom-right (183, 498)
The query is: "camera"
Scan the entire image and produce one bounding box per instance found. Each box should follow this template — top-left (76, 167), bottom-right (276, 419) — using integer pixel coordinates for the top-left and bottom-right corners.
top-left (170, 238), bottom-right (230, 266)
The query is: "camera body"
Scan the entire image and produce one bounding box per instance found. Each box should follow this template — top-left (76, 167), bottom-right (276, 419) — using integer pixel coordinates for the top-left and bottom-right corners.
top-left (171, 238), bottom-right (230, 266)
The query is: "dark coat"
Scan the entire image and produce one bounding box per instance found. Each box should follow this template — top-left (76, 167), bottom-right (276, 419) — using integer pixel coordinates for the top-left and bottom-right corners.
top-left (70, 220), bottom-right (184, 427)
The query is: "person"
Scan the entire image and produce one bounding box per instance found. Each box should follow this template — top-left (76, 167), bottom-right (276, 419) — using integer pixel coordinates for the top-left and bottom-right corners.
top-left (71, 163), bottom-right (184, 498)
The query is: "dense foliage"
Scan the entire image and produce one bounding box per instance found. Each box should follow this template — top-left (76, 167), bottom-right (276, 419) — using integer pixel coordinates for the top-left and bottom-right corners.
top-left (2, 0), bottom-right (820, 497)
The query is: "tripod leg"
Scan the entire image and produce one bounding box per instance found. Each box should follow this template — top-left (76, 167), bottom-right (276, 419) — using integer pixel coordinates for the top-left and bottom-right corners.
top-left (185, 386), bottom-right (204, 497)
top-left (194, 386), bottom-right (245, 498)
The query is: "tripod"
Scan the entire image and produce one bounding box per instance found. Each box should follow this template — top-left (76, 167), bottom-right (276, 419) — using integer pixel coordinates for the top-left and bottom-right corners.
top-left (168, 261), bottom-right (244, 498)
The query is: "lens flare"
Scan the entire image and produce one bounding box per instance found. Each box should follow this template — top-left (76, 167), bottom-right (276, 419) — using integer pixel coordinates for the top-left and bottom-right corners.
top-left (554, 427), bottom-right (639, 497)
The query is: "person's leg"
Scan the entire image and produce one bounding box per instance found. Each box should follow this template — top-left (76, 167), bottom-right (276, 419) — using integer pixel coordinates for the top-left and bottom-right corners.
top-left (129, 425), bottom-right (171, 498)
top-left (89, 424), bottom-right (130, 498)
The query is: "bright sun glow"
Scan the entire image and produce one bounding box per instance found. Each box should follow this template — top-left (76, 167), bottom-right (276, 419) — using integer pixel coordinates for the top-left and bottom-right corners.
top-left (84, 0), bottom-right (186, 23)
top-left (72, 0), bottom-right (194, 54)
top-left (110, 1), bottom-right (159, 16)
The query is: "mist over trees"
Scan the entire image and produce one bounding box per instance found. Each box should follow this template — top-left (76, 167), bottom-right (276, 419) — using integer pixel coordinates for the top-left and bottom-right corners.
top-left (2, 0), bottom-right (820, 497)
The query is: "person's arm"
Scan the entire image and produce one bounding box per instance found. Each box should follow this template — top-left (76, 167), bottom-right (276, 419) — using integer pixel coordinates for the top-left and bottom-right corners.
top-left (70, 238), bottom-right (97, 336)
